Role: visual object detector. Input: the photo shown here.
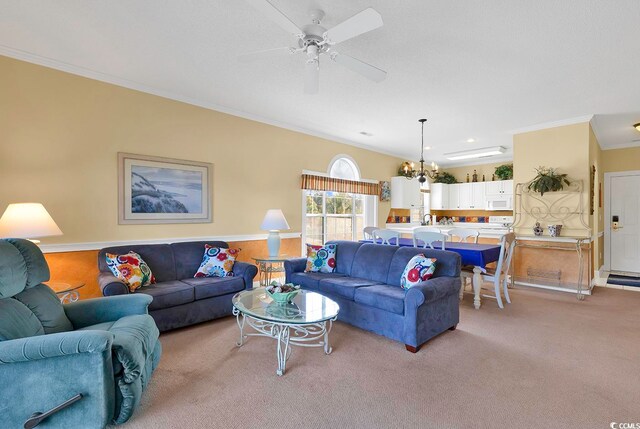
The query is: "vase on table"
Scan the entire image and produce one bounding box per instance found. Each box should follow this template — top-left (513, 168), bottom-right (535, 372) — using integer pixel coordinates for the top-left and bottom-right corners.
top-left (547, 224), bottom-right (562, 237)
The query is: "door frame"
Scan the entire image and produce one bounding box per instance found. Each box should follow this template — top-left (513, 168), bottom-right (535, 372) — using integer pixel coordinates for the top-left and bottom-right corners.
top-left (604, 170), bottom-right (640, 273)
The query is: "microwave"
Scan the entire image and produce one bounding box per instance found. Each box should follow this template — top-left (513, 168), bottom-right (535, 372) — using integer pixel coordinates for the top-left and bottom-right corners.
top-left (486, 195), bottom-right (513, 211)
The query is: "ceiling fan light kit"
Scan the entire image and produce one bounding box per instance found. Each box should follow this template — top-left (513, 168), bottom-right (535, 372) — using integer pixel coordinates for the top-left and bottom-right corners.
top-left (242, 0), bottom-right (387, 94)
top-left (634, 122), bottom-right (640, 132)
top-left (444, 146), bottom-right (507, 161)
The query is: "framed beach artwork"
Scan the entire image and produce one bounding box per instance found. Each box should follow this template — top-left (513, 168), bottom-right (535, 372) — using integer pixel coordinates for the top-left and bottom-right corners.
top-left (118, 153), bottom-right (213, 224)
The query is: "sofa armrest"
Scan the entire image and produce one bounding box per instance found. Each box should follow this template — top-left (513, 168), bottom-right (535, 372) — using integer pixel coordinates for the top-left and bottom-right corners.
top-left (98, 272), bottom-right (129, 296)
top-left (284, 258), bottom-right (307, 282)
top-left (0, 331), bottom-right (113, 364)
top-left (404, 276), bottom-right (460, 308)
top-left (232, 261), bottom-right (258, 289)
top-left (64, 294), bottom-right (153, 329)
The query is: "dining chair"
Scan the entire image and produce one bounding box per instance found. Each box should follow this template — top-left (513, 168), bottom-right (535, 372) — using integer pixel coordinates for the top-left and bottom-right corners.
top-left (448, 228), bottom-right (480, 243)
top-left (372, 229), bottom-right (400, 245)
top-left (363, 226), bottom-right (378, 241)
top-left (460, 232), bottom-right (516, 309)
top-left (413, 231), bottom-right (446, 250)
top-left (413, 226), bottom-right (442, 234)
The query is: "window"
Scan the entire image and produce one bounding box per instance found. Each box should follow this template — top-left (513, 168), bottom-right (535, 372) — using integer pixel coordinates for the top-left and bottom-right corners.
top-left (302, 156), bottom-right (375, 248)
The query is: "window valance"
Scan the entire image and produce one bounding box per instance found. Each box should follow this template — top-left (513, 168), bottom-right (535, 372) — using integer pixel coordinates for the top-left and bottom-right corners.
top-left (301, 174), bottom-right (379, 196)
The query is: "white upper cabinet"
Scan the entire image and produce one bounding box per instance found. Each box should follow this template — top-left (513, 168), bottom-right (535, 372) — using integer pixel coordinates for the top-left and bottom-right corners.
top-left (486, 180), bottom-right (513, 196)
top-left (470, 182), bottom-right (486, 209)
top-left (430, 183), bottom-right (449, 210)
top-left (390, 176), bottom-right (422, 208)
top-left (448, 184), bottom-right (461, 209)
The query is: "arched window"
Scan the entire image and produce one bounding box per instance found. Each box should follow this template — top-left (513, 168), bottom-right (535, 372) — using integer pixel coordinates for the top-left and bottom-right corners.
top-left (328, 156), bottom-right (360, 181)
top-left (303, 156), bottom-right (376, 247)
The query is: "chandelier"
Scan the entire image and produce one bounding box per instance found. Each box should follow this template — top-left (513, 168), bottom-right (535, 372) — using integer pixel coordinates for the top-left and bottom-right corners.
top-left (417, 118), bottom-right (438, 183)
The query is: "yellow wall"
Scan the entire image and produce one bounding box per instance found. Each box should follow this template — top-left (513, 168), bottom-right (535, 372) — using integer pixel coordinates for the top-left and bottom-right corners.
top-left (602, 146), bottom-right (640, 173)
top-left (589, 124), bottom-right (604, 268)
top-left (441, 161), bottom-right (512, 183)
top-left (513, 122), bottom-right (591, 236)
top-left (0, 55), bottom-right (402, 246)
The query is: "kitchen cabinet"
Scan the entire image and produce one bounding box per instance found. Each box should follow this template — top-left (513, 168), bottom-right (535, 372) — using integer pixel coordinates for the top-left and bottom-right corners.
top-left (470, 182), bottom-right (486, 209)
top-left (390, 176), bottom-right (421, 208)
top-left (429, 183), bottom-right (449, 210)
top-left (486, 180), bottom-right (513, 196)
top-left (448, 184), bottom-right (461, 209)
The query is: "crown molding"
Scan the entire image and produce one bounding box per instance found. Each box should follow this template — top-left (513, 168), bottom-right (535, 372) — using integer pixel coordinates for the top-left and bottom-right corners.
top-left (508, 115), bottom-right (594, 135)
top-left (0, 46), bottom-right (403, 159)
top-left (38, 232), bottom-right (301, 254)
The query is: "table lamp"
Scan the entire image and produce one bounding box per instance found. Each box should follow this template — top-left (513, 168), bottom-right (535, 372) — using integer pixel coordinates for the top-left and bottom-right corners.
top-left (260, 209), bottom-right (290, 257)
top-left (0, 203), bottom-right (63, 243)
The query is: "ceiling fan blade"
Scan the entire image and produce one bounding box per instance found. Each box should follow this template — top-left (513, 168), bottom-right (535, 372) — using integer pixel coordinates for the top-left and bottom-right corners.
top-left (245, 0), bottom-right (304, 36)
top-left (330, 52), bottom-right (387, 82)
top-left (238, 46), bottom-right (300, 62)
top-left (323, 8), bottom-right (383, 45)
top-left (304, 59), bottom-right (319, 94)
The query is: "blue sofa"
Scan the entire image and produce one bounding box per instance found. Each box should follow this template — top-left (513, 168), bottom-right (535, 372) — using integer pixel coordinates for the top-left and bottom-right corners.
top-left (285, 241), bottom-right (461, 352)
top-left (0, 239), bottom-right (161, 428)
top-left (98, 241), bottom-right (258, 332)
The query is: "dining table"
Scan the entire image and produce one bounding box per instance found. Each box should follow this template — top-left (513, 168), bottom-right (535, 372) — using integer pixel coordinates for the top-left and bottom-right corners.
top-left (360, 238), bottom-right (502, 309)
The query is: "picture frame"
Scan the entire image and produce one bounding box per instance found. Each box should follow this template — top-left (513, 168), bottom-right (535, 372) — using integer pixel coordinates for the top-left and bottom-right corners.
top-left (379, 180), bottom-right (391, 202)
top-left (118, 152), bottom-right (213, 224)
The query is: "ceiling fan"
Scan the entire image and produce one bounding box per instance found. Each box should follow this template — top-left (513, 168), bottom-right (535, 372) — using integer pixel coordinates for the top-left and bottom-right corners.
top-left (240, 0), bottom-right (387, 94)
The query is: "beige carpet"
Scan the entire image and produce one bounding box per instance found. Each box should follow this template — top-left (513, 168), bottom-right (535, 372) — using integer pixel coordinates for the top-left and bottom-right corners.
top-left (117, 287), bottom-right (640, 429)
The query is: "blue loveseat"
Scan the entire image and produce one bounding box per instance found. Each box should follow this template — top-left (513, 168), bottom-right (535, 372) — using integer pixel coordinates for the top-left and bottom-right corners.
top-left (0, 239), bottom-right (161, 428)
top-left (285, 241), bottom-right (461, 352)
top-left (98, 241), bottom-right (258, 332)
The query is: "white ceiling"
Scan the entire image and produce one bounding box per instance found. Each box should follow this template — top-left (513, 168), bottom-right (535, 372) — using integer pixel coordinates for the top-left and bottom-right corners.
top-left (1, 0), bottom-right (639, 166)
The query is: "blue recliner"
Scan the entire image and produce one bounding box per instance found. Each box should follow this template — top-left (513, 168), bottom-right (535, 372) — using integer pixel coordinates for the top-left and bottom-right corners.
top-left (0, 239), bottom-right (161, 428)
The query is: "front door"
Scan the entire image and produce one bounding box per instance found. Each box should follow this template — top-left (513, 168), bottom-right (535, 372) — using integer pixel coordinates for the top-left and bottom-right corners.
top-left (610, 174), bottom-right (640, 274)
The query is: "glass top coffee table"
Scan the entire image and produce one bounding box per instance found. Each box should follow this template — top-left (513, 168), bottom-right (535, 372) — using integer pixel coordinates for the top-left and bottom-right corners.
top-left (232, 289), bottom-right (340, 376)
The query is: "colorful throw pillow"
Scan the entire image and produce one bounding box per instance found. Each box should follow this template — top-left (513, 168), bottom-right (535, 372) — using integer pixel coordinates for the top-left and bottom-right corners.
top-left (194, 245), bottom-right (240, 278)
top-left (106, 251), bottom-right (156, 292)
top-left (305, 244), bottom-right (337, 273)
top-left (400, 254), bottom-right (437, 289)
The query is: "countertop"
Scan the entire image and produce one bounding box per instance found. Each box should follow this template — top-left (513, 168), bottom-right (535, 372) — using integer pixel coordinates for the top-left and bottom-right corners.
top-left (385, 222), bottom-right (510, 238)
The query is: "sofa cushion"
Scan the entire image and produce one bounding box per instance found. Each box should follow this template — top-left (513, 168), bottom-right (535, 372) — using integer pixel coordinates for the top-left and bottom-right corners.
top-left (290, 272), bottom-right (345, 291)
top-left (354, 285), bottom-right (406, 315)
top-left (99, 244), bottom-right (177, 282)
top-left (182, 277), bottom-right (245, 300)
top-left (138, 280), bottom-right (194, 311)
top-left (194, 245), bottom-right (240, 278)
top-left (170, 241), bottom-right (229, 279)
top-left (106, 251), bottom-right (156, 292)
top-left (400, 254), bottom-right (437, 289)
top-left (318, 277), bottom-right (382, 301)
top-left (387, 247), bottom-right (460, 287)
top-left (5, 239), bottom-right (50, 289)
top-left (0, 240), bottom-right (28, 298)
top-left (0, 298), bottom-right (44, 341)
top-left (325, 241), bottom-right (364, 276)
top-left (13, 284), bottom-right (73, 334)
top-left (305, 244), bottom-right (337, 273)
top-left (351, 244), bottom-right (398, 283)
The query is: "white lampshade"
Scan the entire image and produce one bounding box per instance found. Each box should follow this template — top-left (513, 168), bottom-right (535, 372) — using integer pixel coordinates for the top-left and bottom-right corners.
top-left (0, 203), bottom-right (63, 239)
top-left (260, 209), bottom-right (290, 231)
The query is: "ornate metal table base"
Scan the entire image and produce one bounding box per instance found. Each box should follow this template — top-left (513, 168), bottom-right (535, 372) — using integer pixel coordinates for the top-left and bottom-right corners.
top-left (255, 261), bottom-right (286, 287)
top-left (233, 307), bottom-right (335, 376)
top-left (58, 290), bottom-right (80, 304)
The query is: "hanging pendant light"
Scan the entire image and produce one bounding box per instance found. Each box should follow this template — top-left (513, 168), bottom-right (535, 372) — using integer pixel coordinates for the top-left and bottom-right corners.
top-left (417, 118), bottom-right (438, 183)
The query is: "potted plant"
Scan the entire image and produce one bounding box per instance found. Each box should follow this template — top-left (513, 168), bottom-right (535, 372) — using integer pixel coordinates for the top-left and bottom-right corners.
top-left (433, 171), bottom-right (457, 184)
top-left (527, 167), bottom-right (571, 196)
top-left (494, 164), bottom-right (513, 180)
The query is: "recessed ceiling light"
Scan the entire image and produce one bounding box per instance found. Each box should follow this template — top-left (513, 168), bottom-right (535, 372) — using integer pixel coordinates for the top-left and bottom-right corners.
top-left (466, 138), bottom-right (475, 143)
top-left (634, 123), bottom-right (640, 132)
top-left (424, 146), bottom-right (431, 150)
top-left (359, 131), bottom-right (373, 137)
top-left (444, 146), bottom-right (506, 160)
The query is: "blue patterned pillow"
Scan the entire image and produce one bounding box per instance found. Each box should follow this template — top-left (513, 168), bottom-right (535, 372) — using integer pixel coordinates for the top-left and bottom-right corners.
top-left (194, 245), bottom-right (240, 278)
top-left (400, 254), bottom-right (437, 289)
top-left (305, 244), bottom-right (337, 273)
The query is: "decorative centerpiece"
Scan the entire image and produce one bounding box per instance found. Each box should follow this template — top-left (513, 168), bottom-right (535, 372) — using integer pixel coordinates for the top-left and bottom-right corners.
top-left (527, 167), bottom-right (571, 196)
top-left (547, 224), bottom-right (563, 237)
top-left (265, 281), bottom-right (301, 304)
top-left (432, 171), bottom-right (457, 184)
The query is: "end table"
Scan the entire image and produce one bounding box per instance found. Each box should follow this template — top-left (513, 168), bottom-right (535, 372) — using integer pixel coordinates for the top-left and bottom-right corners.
top-left (252, 255), bottom-right (294, 287)
top-left (46, 281), bottom-right (85, 303)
